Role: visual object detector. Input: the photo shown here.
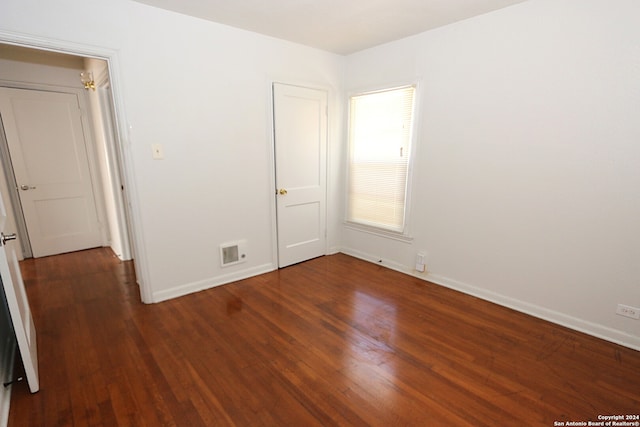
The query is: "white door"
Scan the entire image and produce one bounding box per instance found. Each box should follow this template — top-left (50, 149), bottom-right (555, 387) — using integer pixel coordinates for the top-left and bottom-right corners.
top-left (0, 195), bottom-right (39, 393)
top-left (0, 87), bottom-right (102, 258)
top-left (273, 83), bottom-right (327, 267)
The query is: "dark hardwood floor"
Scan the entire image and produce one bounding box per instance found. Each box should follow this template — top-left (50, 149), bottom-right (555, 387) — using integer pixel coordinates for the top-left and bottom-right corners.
top-left (7, 248), bottom-right (640, 426)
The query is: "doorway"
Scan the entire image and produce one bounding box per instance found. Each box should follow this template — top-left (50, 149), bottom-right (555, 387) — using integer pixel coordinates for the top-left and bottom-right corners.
top-left (0, 44), bottom-right (133, 262)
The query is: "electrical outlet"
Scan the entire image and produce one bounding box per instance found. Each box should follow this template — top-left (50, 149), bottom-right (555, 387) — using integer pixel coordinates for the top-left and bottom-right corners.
top-left (415, 251), bottom-right (426, 273)
top-left (616, 304), bottom-right (640, 320)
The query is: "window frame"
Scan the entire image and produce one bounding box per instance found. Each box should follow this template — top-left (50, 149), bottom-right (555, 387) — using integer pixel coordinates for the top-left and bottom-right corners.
top-left (344, 82), bottom-right (419, 240)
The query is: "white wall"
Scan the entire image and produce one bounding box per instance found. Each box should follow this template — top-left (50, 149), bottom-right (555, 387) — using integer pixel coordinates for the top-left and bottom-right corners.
top-left (343, 0), bottom-right (640, 349)
top-left (84, 56), bottom-right (129, 260)
top-left (0, 0), bottom-right (344, 302)
top-left (0, 44), bottom-right (84, 86)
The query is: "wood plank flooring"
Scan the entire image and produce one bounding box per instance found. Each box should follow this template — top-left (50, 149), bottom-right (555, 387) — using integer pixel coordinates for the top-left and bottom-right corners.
top-left (8, 248), bottom-right (640, 426)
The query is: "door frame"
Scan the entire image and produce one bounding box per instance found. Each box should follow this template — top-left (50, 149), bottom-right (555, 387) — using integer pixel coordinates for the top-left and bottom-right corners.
top-left (268, 80), bottom-right (330, 268)
top-left (94, 72), bottom-right (133, 261)
top-left (0, 30), bottom-right (152, 303)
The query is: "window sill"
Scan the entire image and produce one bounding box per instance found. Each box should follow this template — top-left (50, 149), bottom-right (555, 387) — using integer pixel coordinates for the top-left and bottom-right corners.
top-left (343, 222), bottom-right (414, 243)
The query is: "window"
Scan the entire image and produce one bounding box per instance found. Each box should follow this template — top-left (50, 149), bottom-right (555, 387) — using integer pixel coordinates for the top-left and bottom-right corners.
top-left (347, 85), bottom-right (416, 233)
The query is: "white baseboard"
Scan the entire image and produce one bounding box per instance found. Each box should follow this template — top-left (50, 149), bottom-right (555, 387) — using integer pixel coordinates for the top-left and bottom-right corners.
top-left (0, 338), bottom-right (16, 427)
top-left (340, 248), bottom-right (640, 352)
top-left (152, 263), bottom-right (277, 303)
top-left (326, 245), bottom-right (342, 255)
top-left (339, 247), bottom-right (409, 272)
top-left (425, 273), bottom-right (640, 351)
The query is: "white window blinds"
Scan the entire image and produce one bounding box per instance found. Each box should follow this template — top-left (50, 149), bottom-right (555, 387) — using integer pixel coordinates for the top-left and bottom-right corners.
top-left (347, 85), bottom-right (416, 232)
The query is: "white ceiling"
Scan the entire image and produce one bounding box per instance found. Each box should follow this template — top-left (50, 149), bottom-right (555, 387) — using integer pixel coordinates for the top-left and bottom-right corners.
top-left (133, 0), bottom-right (528, 55)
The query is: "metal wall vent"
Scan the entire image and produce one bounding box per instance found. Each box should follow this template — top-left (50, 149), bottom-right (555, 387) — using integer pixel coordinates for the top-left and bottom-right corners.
top-left (220, 240), bottom-right (247, 267)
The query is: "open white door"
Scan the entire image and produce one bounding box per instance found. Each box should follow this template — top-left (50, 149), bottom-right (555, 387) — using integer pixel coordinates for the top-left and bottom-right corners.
top-left (0, 194), bottom-right (39, 393)
top-left (273, 83), bottom-right (327, 267)
top-left (0, 87), bottom-right (102, 258)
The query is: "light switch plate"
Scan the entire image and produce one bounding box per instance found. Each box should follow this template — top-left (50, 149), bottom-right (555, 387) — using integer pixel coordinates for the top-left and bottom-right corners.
top-left (151, 144), bottom-right (164, 160)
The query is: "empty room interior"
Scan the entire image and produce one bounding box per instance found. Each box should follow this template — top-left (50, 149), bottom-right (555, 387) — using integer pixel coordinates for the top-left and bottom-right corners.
top-left (0, 0), bottom-right (639, 425)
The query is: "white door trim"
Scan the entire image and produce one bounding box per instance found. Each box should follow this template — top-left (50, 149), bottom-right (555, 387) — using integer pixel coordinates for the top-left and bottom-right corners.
top-left (266, 80), bottom-right (279, 269)
top-left (0, 30), bottom-right (152, 303)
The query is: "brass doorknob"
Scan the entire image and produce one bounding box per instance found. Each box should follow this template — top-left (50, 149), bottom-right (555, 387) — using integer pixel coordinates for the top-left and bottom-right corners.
top-left (278, 189), bottom-right (288, 195)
